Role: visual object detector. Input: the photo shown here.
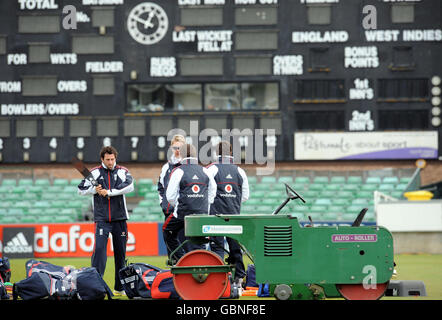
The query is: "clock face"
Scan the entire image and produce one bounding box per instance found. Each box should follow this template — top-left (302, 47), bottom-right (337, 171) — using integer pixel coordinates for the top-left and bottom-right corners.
top-left (127, 2), bottom-right (169, 45)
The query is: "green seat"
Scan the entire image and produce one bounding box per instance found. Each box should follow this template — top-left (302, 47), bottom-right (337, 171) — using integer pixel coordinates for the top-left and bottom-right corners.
top-left (0, 201), bottom-right (12, 208)
top-left (130, 214), bottom-right (147, 222)
top-left (347, 176), bottom-right (363, 184)
top-left (12, 186), bottom-right (26, 194)
top-left (278, 176), bottom-right (293, 184)
top-left (35, 179), bottom-right (51, 187)
top-left (332, 198), bottom-right (350, 206)
top-left (18, 178), bottom-right (33, 186)
top-left (138, 200), bottom-right (153, 208)
top-left (255, 205), bottom-right (273, 214)
top-left (378, 184), bottom-right (395, 192)
top-left (35, 201), bottom-right (51, 208)
top-left (51, 200), bottom-right (66, 209)
top-left (390, 191), bottom-right (404, 198)
top-left (382, 177), bottom-right (399, 184)
top-left (291, 205), bottom-right (309, 213)
top-left (37, 216), bottom-right (53, 223)
top-left (325, 184), bottom-right (341, 191)
top-left (70, 178), bottom-right (83, 186)
top-left (346, 205), bottom-right (362, 215)
top-left (308, 184), bottom-right (324, 191)
top-left (314, 198), bottom-right (332, 206)
top-left (341, 213), bottom-right (356, 221)
top-left (395, 184), bottom-right (408, 191)
top-left (328, 205), bottom-right (345, 214)
top-left (356, 191), bottom-right (373, 199)
top-left (132, 207), bottom-right (150, 215)
top-left (53, 179), bottom-right (69, 186)
top-left (1, 179), bottom-right (17, 187)
top-left (366, 177), bottom-right (381, 184)
top-left (54, 215), bottom-right (75, 223)
top-left (330, 176), bottom-right (346, 184)
top-left (144, 192), bottom-right (158, 200)
top-left (28, 208), bottom-right (44, 216)
top-left (261, 176), bottom-right (276, 184)
top-left (247, 176), bottom-right (257, 184)
top-left (8, 208), bottom-right (25, 216)
top-left (63, 186), bottom-right (78, 193)
top-left (351, 198), bottom-right (369, 205)
top-left (310, 205), bottom-right (328, 213)
top-left (336, 191), bottom-right (354, 199)
top-left (313, 177), bottom-right (329, 184)
top-left (399, 177), bottom-right (412, 184)
top-left (361, 184), bottom-right (377, 192)
top-left (342, 184), bottom-right (359, 192)
top-left (241, 205), bottom-right (255, 214)
top-left (322, 213), bottom-right (338, 221)
top-left (5, 193), bottom-right (20, 201)
top-left (247, 198), bottom-right (262, 206)
top-left (21, 216), bottom-right (37, 224)
top-left (294, 177), bottom-right (310, 185)
top-left (0, 216), bottom-right (18, 224)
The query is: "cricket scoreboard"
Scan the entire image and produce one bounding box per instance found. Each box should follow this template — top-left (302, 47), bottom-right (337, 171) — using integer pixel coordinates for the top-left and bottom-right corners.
top-left (0, 0), bottom-right (441, 163)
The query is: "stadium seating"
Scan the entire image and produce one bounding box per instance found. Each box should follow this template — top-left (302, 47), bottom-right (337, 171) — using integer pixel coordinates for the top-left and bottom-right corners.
top-left (0, 170), bottom-right (413, 224)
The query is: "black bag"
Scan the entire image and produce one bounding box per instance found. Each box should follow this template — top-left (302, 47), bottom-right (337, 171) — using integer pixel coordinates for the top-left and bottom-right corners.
top-left (14, 260), bottom-right (112, 300)
top-left (0, 257), bottom-right (11, 283)
top-left (0, 281), bottom-right (9, 300)
top-left (25, 259), bottom-right (72, 280)
top-left (245, 264), bottom-right (257, 288)
top-left (119, 263), bottom-right (162, 299)
top-left (74, 267), bottom-right (113, 300)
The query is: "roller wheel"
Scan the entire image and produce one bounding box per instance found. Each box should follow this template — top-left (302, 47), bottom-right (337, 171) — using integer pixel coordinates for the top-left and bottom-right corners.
top-left (173, 250), bottom-right (228, 300)
top-left (336, 282), bottom-right (389, 300)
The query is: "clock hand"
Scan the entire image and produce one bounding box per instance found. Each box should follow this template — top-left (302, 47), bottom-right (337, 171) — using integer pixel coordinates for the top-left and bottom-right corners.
top-left (131, 15), bottom-right (149, 27)
top-left (144, 10), bottom-right (155, 29)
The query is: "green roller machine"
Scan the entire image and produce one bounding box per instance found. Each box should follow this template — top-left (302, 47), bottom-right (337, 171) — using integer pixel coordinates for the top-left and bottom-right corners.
top-left (170, 184), bottom-right (395, 300)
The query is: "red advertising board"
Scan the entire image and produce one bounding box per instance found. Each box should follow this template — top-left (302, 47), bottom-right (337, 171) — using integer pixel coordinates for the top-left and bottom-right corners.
top-left (0, 222), bottom-right (159, 258)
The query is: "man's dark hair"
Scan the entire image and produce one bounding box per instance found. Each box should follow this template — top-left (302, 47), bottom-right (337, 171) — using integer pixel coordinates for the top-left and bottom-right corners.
top-left (180, 143), bottom-right (197, 158)
top-left (100, 146), bottom-right (118, 159)
top-left (217, 141), bottom-right (232, 157)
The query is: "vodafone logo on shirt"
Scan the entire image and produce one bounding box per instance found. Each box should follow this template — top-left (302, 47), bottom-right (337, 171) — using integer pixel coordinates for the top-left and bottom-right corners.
top-left (192, 185), bottom-right (200, 193)
top-left (225, 184), bottom-right (232, 193)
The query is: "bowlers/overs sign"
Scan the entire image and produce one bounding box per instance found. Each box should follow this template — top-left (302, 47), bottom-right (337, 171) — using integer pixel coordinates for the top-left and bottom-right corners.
top-left (2, 227), bottom-right (35, 258)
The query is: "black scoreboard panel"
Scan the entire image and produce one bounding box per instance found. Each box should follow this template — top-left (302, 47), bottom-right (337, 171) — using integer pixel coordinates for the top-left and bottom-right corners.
top-left (0, 0), bottom-right (441, 163)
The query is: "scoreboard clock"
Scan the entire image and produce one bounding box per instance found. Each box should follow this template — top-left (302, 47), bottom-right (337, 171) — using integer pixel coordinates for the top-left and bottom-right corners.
top-left (127, 2), bottom-right (169, 45)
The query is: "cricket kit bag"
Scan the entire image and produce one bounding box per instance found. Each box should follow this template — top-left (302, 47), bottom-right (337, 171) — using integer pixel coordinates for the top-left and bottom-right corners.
top-left (25, 259), bottom-right (73, 279)
top-left (14, 260), bottom-right (112, 300)
top-left (0, 281), bottom-right (9, 300)
top-left (0, 257), bottom-right (11, 283)
top-left (119, 263), bottom-right (180, 299)
top-left (119, 263), bottom-right (162, 299)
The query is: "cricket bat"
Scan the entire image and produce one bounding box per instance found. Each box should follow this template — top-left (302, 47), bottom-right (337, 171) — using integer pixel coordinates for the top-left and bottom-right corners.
top-left (71, 157), bottom-right (99, 187)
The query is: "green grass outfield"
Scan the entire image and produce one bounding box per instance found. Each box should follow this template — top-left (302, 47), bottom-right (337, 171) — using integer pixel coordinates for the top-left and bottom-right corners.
top-left (7, 254), bottom-right (442, 300)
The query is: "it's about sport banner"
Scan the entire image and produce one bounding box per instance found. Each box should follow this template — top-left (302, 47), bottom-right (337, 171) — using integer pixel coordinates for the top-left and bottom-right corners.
top-left (294, 131), bottom-right (438, 160)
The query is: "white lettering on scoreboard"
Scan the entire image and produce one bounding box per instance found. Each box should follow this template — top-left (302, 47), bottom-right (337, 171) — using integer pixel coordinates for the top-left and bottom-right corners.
top-left (273, 55), bottom-right (303, 75)
top-left (82, 0), bottom-right (124, 5)
top-left (292, 31), bottom-right (349, 43)
top-left (0, 81), bottom-right (21, 93)
top-left (57, 80), bottom-right (87, 92)
top-left (18, 0), bottom-right (58, 10)
top-left (50, 53), bottom-right (77, 64)
top-left (345, 46), bottom-right (379, 68)
top-left (178, 0), bottom-right (226, 5)
top-left (365, 29), bottom-right (442, 42)
top-left (150, 57), bottom-right (177, 77)
top-left (349, 111), bottom-right (374, 132)
top-left (85, 61), bottom-right (124, 73)
top-left (1, 103), bottom-right (80, 116)
top-left (234, 0), bottom-right (278, 4)
top-left (349, 78), bottom-right (373, 100)
top-left (173, 30), bottom-right (233, 52)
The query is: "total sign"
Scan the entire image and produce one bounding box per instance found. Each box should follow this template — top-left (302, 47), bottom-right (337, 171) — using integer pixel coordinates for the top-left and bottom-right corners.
top-left (0, 223), bottom-right (160, 258)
